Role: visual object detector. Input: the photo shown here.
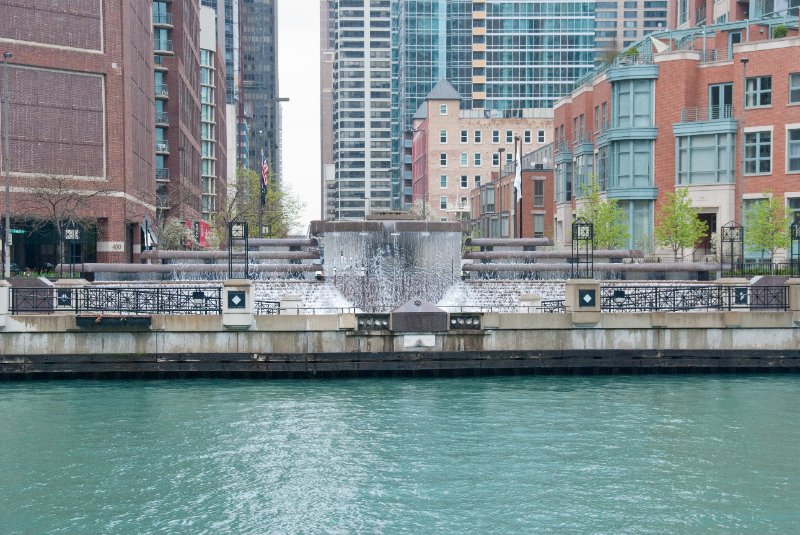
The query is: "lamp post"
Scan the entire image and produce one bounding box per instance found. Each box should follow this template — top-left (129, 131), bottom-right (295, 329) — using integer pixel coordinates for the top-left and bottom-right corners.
top-left (739, 57), bottom-right (749, 223)
top-left (2, 51), bottom-right (12, 279)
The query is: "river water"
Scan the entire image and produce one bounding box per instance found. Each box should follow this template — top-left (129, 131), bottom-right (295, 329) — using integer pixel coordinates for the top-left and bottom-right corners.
top-left (1, 376), bottom-right (798, 534)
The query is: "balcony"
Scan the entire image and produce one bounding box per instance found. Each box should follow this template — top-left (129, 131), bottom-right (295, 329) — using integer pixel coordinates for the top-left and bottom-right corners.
top-left (572, 131), bottom-right (593, 146)
top-left (156, 140), bottom-right (170, 154)
top-left (155, 111), bottom-right (169, 125)
top-left (156, 168), bottom-right (170, 182)
top-left (154, 39), bottom-right (173, 54)
top-left (153, 12), bottom-right (173, 27)
top-left (679, 105), bottom-right (733, 123)
top-left (154, 84), bottom-right (168, 98)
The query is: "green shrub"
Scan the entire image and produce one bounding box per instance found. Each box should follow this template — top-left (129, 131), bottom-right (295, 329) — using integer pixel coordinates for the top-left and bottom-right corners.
top-left (773, 24), bottom-right (788, 38)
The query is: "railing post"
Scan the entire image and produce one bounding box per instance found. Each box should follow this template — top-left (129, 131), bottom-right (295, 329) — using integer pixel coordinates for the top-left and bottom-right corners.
top-left (565, 278), bottom-right (600, 324)
top-left (53, 278), bottom-right (89, 315)
top-left (786, 279), bottom-right (800, 314)
top-left (716, 277), bottom-right (748, 311)
top-left (222, 279), bottom-right (253, 329)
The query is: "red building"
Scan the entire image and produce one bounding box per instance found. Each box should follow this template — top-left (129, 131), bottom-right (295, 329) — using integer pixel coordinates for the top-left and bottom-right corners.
top-left (553, 16), bottom-right (800, 259)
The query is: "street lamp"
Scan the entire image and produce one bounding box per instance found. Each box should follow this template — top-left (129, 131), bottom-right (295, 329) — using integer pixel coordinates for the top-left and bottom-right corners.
top-left (739, 56), bottom-right (749, 223)
top-left (2, 51), bottom-right (12, 279)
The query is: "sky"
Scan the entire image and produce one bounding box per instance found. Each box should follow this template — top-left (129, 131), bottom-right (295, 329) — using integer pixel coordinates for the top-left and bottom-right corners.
top-left (277, 1), bottom-right (322, 233)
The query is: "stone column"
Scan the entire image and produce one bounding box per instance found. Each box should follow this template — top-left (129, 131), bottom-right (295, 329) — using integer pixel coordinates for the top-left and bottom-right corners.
top-left (53, 278), bottom-right (90, 314)
top-left (222, 279), bottom-right (253, 329)
top-left (565, 278), bottom-right (601, 325)
top-left (0, 280), bottom-right (10, 328)
top-left (785, 279), bottom-right (800, 317)
top-left (715, 277), bottom-right (749, 311)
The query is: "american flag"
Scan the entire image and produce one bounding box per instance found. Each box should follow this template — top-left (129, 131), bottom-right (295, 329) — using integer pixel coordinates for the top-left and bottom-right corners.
top-left (261, 154), bottom-right (269, 194)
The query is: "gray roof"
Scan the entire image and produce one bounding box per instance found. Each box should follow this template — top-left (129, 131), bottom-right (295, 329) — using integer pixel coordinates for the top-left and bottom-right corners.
top-left (412, 102), bottom-right (427, 120)
top-left (425, 79), bottom-right (461, 101)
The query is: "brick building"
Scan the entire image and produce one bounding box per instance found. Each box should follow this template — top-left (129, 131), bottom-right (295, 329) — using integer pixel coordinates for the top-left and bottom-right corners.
top-left (411, 80), bottom-right (552, 222)
top-left (0, 0), bottom-right (155, 266)
top-left (553, 16), bottom-right (800, 258)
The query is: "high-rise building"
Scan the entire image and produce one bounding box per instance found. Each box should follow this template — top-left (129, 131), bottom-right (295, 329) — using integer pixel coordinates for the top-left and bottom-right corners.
top-left (0, 0), bottom-right (154, 265)
top-left (321, 0), bottom-right (336, 219)
top-left (594, 0), bottom-right (670, 55)
top-left (330, 0), bottom-right (393, 220)
top-left (240, 0), bottom-right (281, 185)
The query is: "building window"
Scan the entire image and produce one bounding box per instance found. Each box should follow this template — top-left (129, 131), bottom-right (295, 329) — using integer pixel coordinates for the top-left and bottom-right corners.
top-left (474, 153), bottom-right (482, 166)
top-left (474, 175), bottom-right (481, 187)
top-left (613, 79), bottom-right (653, 128)
top-left (746, 76), bottom-right (772, 108)
top-left (492, 130), bottom-right (499, 143)
top-left (538, 130), bottom-right (545, 143)
top-left (439, 130), bottom-right (447, 143)
top-left (790, 73), bottom-right (800, 104)
top-left (744, 131), bottom-right (771, 174)
top-left (440, 153), bottom-right (447, 167)
top-left (506, 153), bottom-right (513, 165)
top-left (594, 106), bottom-right (600, 132)
top-left (788, 129), bottom-right (800, 173)
top-left (440, 175), bottom-right (447, 188)
top-left (676, 133), bottom-right (735, 184)
top-left (492, 153), bottom-right (499, 166)
top-left (460, 129), bottom-right (468, 143)
top-left (534, 180), bottom-right (545, 207)
top-left (461, 175), bottom-right (468, 188)
top-left (460, 153), bottom-right (468, 166)
top-left (440, 196), bottom-right (448, 209)
top-left (506, 130), bottom-right (513, 143)
top-left (474, 130), bottom-right (482, 143)
top-left (523, 130), bottom-right (532, 143)
top-left (439, 104), bottom-right (448, 115)
top-left (533, 214), bottom-right (545, 238)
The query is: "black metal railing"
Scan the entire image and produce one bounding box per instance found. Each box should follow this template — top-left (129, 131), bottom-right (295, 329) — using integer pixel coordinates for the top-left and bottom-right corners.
top-left (539, 299), bottom-right (567, 313)
top-left (722, 262), bottom-right (798, 277)
top-left (254, 300), bottom-right (280, 315)
top-left (600, 285), bottom-right (788, 312)
top-left (10, 286), bottom-right (222, 315)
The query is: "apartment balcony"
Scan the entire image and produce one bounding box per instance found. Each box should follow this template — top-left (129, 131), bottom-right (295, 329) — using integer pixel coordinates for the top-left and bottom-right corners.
top-left (156, 168), bottom-right (170, 182)
top-left (155, 84), bottom-right (168, 98)
top-left (155, 111), bottom-right (169, 125)
top-left (153, 12), bottom-right (173, 27)
top-left (679, 105), bottom-right (733, 123)
top-left (572, 131), bottom-right (593, 146)
top-left (154, 39), bottom-right (174, 54)
top-left (156, 140), bottom-right (170, 154)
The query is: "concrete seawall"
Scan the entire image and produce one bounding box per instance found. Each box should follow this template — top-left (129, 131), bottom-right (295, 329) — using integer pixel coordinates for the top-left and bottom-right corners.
top-left (2, 311), bottom-right (800, 378)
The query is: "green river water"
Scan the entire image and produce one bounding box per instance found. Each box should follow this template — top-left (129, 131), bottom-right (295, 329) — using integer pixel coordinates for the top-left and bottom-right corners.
top-left (1, 375), bottom-right (798, 534)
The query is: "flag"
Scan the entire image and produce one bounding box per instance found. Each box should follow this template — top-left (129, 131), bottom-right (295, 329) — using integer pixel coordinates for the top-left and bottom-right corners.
top-left (260, 149), bottom-right (269, 196)
top-left (514, 142), bottom-right (522, 203)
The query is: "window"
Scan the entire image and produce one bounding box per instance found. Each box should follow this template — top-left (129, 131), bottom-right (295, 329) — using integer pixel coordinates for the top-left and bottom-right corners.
top-left (492, 153), bottom-right (499, 166)
top-left (791, 73), bottom-right (800, 104)
top-left (506, 130), bottom-right (513, 143)
top-left (709, 83), bottom-right (733, 119)
top-left (506, 153), bottom-right (513, 165)
top-left (492, 130), bottom-right (499, 143)
top-left (614, 79), bottom-right (653, 128)
top-left (460, 153), bottom-right (468, 166)
top-left (474, 175), bottom-right (481, 187)
top-left (440, 196), bottom-right (448, 209)
top-left (788, 129), bottom-right (800, 173)
top-left (676, 133), bottom-right (735, 184)
top-left (533, 214), bottom-right (545, 238)
top-left (461, 175), bottom-right (468, 188)
top-left (746, 76), bottom-right (772, 108)
top-left (594, 106), bottom-right (600, 132)
top-left (474, 130), bottom-right (482, 143)
top-left (523, 130), bottom-right (532, 143)
top-left (534, 181), bottom-right (545, 207)
top-left (440, 153), bottom-right (447, 166)
top-left (460, 130), bottom-right (468, 143)
top-left (439, 130), bottom-right (447, 143)
top-left (744, 131), bottom-right (771, 174)
top-left (474, 153), bottom-right (482, 166)
top-left (440, 175), bottom-right (447, 188)
top-left (538, 130), bottom-right (545, 143)
top-left (439, 104), bottom-right (448, 115)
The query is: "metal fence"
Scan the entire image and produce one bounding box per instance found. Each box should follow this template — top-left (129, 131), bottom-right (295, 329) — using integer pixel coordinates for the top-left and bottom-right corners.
top-left (10, 286), bottom-right (223, 315)
top-left (600, 285), bottom-right (788, 312)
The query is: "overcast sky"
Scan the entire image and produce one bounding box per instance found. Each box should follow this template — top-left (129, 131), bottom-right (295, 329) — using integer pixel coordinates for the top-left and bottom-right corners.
top-left (277, 1), bottom-right (322, 233)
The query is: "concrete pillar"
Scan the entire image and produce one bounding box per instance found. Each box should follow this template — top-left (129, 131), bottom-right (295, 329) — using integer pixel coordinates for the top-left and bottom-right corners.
top-left (0, 280), bottom-right (10, 328)
top-left (53, 278), bottom-right (90, 314)
top-left (715, 277), bottom-right (749, 310)
top-left (280, 294), bottom-right (303, 315)
top-left (565, 278), bottom-right (601, 325)
top-left (786, 278), bottom-right (800, 312)
top-left (222, 279), bottom-right (253, 329)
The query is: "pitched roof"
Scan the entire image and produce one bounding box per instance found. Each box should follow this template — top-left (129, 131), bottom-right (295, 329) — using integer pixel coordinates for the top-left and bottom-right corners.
top-left (412, 102), bottom-right (427, 120)
top-left (425, 79), bottom-right (461, 101)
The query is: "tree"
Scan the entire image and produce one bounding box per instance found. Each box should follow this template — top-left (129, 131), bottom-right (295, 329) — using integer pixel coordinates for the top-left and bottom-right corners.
top-left (575, 179), bottom-right (629, 249)
top-left (408, 198), bottom-right (438, 221)
top-left (744, 196), bottom-right (790, 262)
top-left (654, 187), bottom-right (707, 261)
top-left (214, 167), bottom-right (304, 242)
